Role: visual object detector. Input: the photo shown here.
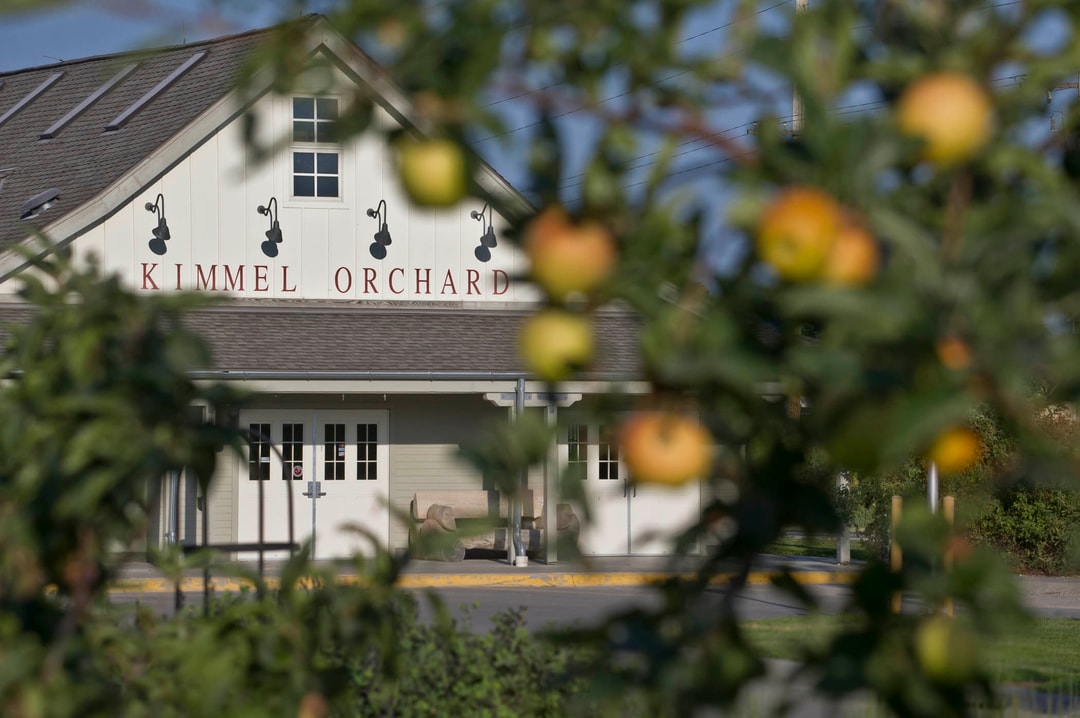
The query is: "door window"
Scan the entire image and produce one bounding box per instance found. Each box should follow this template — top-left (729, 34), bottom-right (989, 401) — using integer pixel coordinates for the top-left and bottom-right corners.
top-left (357, 423), bottom-right (378, 480)
top-left (282, 423), bottom-right (304, 480)
top-left (598, 428), bottom-right (621, 481)
top-left (247, 423), bottom-right (271, 480)
top-left (324, 423), bottom-right (346, 480)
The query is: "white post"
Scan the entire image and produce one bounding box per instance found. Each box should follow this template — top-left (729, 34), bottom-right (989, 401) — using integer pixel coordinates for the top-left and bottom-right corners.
top-left (928, 462), bottom-right (939, 513)
top-left (543, 402), bottom-right (559, 564)
top-left (836, 472), bottom-right (850, 565)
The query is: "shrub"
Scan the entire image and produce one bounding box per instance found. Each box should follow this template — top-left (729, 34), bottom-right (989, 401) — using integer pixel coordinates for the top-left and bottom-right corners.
top-left (968, 486), bottom-right (1080, 575)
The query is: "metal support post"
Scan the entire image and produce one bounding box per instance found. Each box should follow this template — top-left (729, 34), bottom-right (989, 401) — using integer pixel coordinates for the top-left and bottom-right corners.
top-left (836, 471), bottom-right (850, 565)
top-left (543, 402), bottom-right (558, 564)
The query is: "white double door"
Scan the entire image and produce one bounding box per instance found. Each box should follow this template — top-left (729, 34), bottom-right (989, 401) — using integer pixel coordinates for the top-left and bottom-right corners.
top-left (564, 423), bottom-right (701, 556)
top-left (237, 410), bottom-right (389, 560)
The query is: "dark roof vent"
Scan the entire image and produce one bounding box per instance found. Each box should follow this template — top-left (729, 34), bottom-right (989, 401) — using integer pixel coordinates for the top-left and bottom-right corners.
top-left (105, 51), bottom-right (207, 132)
top-left (0, 72), bottom-right (64, 129)
top-left (19, 187), bottom-right (60, 220)
top-left (41, 63), bottom-right (139, 140)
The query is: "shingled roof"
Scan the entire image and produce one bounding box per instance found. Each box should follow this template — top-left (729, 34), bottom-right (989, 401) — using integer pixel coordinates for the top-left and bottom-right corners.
top-left (0, 24), bottom-right (284, 250)
top-left (0, 301), bottom-right (641, 377)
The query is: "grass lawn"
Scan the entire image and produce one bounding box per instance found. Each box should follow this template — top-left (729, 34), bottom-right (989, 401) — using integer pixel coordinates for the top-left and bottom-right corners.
top-left (765, 534), bottom-right (873, 563)
top-left (740, 615), bottom-right (1080, 695)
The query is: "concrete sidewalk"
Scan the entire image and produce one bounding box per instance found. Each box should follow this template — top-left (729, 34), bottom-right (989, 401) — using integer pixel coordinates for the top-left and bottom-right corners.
top-left (108, 552), bottom-right (860, 593)
top-left (106, 553), bottom-right (1080, 617)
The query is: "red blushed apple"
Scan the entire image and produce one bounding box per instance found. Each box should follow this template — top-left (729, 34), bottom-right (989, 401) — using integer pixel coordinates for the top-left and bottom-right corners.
top-left (897, 72), bottom-right (992, 166)
top-left (396, 137), bottom-right (468, 207)
top-left (822, 221), bottom-right (880, 287)
top-left (518, 309), bottom-right (594, 382)
top-left (524, 207), bottom-right (617, 301)
top-left (618, 411), bottom-right (713, 487)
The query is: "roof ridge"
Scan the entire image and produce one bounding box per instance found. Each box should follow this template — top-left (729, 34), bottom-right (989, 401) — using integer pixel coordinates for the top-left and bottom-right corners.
top-left (0, 14), bottom-right (321, 79)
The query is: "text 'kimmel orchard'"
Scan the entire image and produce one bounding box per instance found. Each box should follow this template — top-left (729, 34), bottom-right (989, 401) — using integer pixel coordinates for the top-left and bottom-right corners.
top-left (140, 263), bottom-right (511, 296)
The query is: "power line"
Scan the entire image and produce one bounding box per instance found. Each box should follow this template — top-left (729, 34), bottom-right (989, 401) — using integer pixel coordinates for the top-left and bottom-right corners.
top-left (474, 0), bottom-right (794, 142)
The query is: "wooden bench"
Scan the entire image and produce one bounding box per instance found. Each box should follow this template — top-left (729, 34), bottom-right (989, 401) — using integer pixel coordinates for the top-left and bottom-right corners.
top-left (410, 490), bottom-right (580, 561)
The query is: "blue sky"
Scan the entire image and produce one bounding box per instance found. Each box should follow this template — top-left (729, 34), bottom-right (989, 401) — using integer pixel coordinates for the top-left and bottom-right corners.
top-left (0, 0), bottom-right (297, 72)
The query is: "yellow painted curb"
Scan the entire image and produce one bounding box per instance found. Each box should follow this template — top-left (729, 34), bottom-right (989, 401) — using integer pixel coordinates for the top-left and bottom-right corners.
top-left (107, 570), bottom-right (856, 595)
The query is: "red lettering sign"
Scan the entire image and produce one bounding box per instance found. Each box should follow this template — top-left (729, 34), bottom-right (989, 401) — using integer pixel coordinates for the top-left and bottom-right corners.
top-left (492, 269), bottom-right (509, 295)
top-left (363, 267), bottom-right (377, 294)
top-left (440, 269), bottom-right (457, 295)
top-left (467, 269), bottom-right (479, 295)
top-left (174, 263), bottom-right (182, 290)
top-left (389, 267), bottom-right (405, 295)
top-left (195, 264), bottom-right (217, 291)
top-left (141, 263), bottom-right (159, 290)
top-left (224, 265), bottom-right (244, 292)
top-left (281, 265), bottom-right (296, 292)
top-left (335, 267), bottom-right (353, 294)
top-left (415, 268), bottom-right (431, 295)
top-left (254, 265), bottom-right (269, 292)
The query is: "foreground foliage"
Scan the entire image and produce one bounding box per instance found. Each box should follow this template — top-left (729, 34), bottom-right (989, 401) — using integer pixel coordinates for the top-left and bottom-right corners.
top-left (6, 0), bottom-right (1080, 715)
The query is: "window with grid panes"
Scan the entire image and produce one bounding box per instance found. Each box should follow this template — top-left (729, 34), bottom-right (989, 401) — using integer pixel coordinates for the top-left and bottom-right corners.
top-left (292, 97), bottom-right (340, 198)
top-left (282, 423), bottom-right (304, 480)
top-left (324, 423), bottom-right (346, 481)
top-left (598, 429), bottom-right (620, 481)
top-left (248, 423), bottom-right (271, 480)
top-left (568, 424), bottom-right (588, 479)
top-left (356, 423), bottom-right (377, 480)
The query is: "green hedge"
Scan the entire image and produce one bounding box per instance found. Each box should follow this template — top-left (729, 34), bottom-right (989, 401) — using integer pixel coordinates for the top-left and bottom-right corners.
top-left (842, 407), bottom-right (1080, 575)
top-left (967, 486), bottom-right (1080, 576)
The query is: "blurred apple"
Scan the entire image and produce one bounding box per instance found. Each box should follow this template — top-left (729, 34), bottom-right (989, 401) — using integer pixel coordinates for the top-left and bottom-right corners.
top-left (822, 221), bottom-right (879, 287)
top-left (897, 72), bottom-right (992, 165)
top-left (524, 207), bottom-right (617, 301)
top-left (518, 309), bottom-right (594, 382)
top-left (926, 426), bottom-right (980, 475)
top-left (297, 692), bottom-right (329, 718)
top-left (915, 615), bottom-right (978, 684)
top-left (396, 137), bottom-right (468, 207)
top-left (619, 411), bottom-right (713, 487)
top-left (756, 187), bottom-right (843, 282)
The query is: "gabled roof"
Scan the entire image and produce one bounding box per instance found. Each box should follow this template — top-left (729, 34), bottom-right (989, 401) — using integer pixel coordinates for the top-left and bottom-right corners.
top-left (0, 15), bottom-right (530, 257)
top-left (0, 25), bottom-right (271, 250)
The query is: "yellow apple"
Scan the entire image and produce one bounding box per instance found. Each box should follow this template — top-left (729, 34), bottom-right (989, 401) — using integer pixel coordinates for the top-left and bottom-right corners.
top-left (618, 411), bottom-right (713, 487)
top-left (926, 426), bottom-right (980, 475)
top-left (396, 137), bottom-right (468, 207)
top-left (756, 187), bottom-right (843, 282)
top-left (518, 309), bottom-right (594, 382)
top-left (915, 615), bottom-right (979, 684)
top-left (524, 207), bottom-right (617, 301)
top-left (897, 72), bottom-right (993, 165)
top-left (822, 221), bottom-right (880, 287)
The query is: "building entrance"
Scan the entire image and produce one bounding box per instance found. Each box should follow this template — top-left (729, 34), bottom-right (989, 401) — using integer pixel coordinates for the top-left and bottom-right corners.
top-left (564, 423), bottom-right (701, 555)
top-left (237, 409), bottom-right (389, 559)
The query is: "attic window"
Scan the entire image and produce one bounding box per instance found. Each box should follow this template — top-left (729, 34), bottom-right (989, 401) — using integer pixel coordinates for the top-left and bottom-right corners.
top-left (291, 96), bottom-right (340, 199)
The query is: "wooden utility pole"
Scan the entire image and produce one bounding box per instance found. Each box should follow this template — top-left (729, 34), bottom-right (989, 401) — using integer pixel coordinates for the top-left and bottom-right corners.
top-left (791, 0), bottom-right (808, 135)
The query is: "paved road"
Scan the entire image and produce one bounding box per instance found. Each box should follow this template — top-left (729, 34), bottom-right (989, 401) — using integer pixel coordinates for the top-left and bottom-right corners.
top-left (111, 582), bottom-right (893, 628)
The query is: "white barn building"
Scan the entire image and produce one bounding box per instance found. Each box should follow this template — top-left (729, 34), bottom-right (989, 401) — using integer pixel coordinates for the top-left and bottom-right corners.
top-left (0, 17), bottom-right (702, 561)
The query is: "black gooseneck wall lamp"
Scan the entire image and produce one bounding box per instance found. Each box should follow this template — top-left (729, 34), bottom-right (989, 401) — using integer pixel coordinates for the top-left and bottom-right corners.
top-left (145, 193), bottom-right (170, 256)
top-left (470, 203), bottom-right (497, 262)
top-left (257, 197), bottom-right (283, 258)
top-left (366, 199), bottom-right (392, 260)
